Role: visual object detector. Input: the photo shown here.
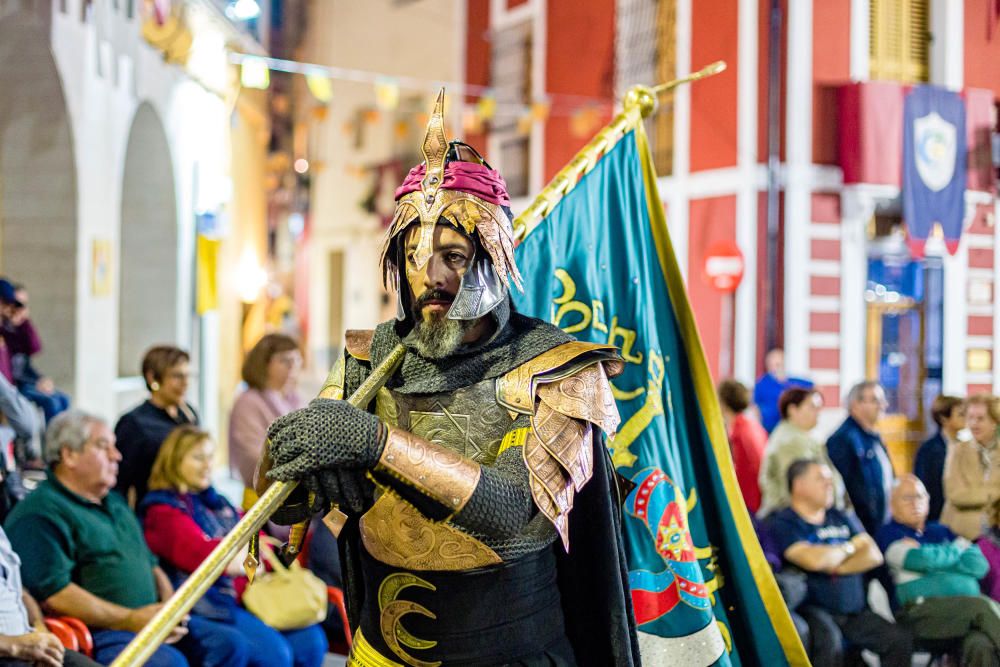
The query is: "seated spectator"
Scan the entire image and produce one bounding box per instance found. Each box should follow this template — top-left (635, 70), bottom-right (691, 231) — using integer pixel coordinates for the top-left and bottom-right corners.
top-left (876, 474), bottom-right (1000, 665)
top-left (4, 410), bottom-right (249, 667)
top-left (115, 345), bottom-right (198, 507)
top-left (914, 395), bottom-right (966, 523)
top-left (753, 518), bottom-right (817, 663)
top-left (0, 372), bottom-right (40, 520)
top-left (976, 496), bottom-right (1000, 604)
top-left (0, 280), bottom-right (70, 422)
top-left (718, 379), bottom-right (767, 513)
top-left (229, 334), bottom-right (304, 506)
top-left (765, 459), bottom-right (912, 667)
top-left (140, 425), bottom-right (327, 667)
top-left (758, 387), bottom-right (845, 517)
top-left (942, 394), bottom-right (1000, 539)
top-left (0, 526), bottom-right (100, 666)
top-left (753, 348), bottom-right (813, 433)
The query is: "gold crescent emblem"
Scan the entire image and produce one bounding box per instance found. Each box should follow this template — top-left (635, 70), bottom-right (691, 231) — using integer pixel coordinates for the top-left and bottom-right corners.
top-left (377, 573), bottom-right (440, 667)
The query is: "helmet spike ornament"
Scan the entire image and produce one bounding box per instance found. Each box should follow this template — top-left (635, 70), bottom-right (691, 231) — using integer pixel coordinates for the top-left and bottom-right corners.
top-left (379, 89), bottom-right (524, 323)
top-left (420, 89), bottom-right (448, 203)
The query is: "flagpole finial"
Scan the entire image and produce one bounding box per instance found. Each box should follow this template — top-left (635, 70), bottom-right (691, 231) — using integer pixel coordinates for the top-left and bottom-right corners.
top-left (623, 86), bottom-right (658, 118)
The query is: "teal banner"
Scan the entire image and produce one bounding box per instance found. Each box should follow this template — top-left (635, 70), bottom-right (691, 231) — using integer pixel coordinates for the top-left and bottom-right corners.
top-left (512, 125), bottom-right (805, 665)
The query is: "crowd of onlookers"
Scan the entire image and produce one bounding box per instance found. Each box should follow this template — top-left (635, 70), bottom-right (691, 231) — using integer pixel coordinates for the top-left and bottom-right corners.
top-left (721, 348), bottom-right (1000, 667)
top-left (0, 289), bottom-right (337, 667)
top-left (0, 279), bottom-right (72, 518)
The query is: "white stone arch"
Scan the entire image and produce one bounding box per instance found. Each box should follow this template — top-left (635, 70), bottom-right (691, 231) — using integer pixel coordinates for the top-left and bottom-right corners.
top-left (118, 101), bottom-right (179, 377)
top-left (0, 4), bottom-right (78, 392)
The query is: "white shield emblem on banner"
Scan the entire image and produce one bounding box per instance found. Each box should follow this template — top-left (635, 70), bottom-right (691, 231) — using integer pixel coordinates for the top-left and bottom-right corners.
top-left (914, 111), bottom-right (957, 192)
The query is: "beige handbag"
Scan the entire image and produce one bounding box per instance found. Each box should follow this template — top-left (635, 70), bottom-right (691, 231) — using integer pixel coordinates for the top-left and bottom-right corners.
top-left (242, 536), bottom-right (329, 630)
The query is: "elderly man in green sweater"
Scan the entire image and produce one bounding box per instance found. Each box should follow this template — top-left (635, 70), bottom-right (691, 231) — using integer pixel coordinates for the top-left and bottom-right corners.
top-left (876, 474), bottom-right (1000, 666)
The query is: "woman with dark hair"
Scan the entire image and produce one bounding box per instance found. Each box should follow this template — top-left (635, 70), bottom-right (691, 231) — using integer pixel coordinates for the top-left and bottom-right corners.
top-left (758, 387), bottom-right (845, 517)
top-left (140, 426), bottom-right (327, 667)
top-left (115, 345), bottom-right (198, 506)
top-left (718, 379), bottom-right (768, 514)
top-left (228, 334), bottom-right (303, 503)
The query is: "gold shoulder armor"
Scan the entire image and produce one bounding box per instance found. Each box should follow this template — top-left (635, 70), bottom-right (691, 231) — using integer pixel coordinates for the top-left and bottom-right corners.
top-left (497, 341), bottom-right (623, 430)
top-left (498, 341), bottom-right (624, 551)
top-left (345, 329), bottom-right (374, 361)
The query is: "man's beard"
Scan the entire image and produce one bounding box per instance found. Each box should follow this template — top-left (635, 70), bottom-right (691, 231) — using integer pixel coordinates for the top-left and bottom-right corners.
top-left (410, 289), bottom-right (476, 359)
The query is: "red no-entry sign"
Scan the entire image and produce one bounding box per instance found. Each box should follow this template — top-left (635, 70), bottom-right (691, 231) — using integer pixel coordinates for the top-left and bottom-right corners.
top-left (703, 240), bottom-right (745, 293)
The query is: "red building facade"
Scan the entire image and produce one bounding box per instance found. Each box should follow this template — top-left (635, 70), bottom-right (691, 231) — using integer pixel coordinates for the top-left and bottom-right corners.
top-left (463, 0), bottom-right (1000, 458)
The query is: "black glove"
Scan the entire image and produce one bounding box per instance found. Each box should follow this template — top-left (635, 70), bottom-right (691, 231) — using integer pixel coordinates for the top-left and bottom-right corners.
top-left (301, 467), bottom-right (375, 516)
top-left (266, 398), bottom-right (386, 483)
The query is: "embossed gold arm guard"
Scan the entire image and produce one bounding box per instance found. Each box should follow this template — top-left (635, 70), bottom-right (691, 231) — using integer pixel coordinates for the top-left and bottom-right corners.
top-left (110, 343), bottom-right (407, 667)
top-left (512, 60), bottom-right (725, 243)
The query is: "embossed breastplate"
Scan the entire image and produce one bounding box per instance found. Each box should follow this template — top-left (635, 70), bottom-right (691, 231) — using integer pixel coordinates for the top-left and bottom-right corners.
top-left (374, 377), bottom-right (515, 464)
top-left (361, 377), bottom-right (557, 571)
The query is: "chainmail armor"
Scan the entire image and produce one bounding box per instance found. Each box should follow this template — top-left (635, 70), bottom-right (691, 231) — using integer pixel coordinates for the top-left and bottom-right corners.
top-left (367, 309), bottom-right (573, 395)
top-left (466, 513), bottom-right (559, 561)
top-left (453, 419), bottom-right (533, 538)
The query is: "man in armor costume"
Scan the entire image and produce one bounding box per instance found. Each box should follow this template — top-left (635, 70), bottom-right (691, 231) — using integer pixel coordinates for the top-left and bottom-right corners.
top-left (259, 92), bottom-right (639, 667)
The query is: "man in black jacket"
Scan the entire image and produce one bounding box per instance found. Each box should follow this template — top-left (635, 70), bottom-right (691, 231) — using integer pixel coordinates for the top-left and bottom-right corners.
top-left (913, 395), bottom-right (965, 522)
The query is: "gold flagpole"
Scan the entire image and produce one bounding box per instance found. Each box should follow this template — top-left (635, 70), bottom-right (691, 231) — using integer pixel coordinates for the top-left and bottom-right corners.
top-left (110, 344), bottom-right (406, 667)
top-left (512, 60), bottom-right (725, 243)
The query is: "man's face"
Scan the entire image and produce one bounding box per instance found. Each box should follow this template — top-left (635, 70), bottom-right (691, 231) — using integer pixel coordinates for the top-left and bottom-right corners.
top-left (852, 385), bottom-right (886, 425)
top-left (765, 349), bottom-right (785, 378)
top-left (402, 223), bottom-right (480, 358)
top-left (792, 463), bottom-right (835, 510)
top-left (890, 476), bottom-right (929, 530)
top-left (0, 300), bottom-right (17, 321)
top-left (63, 421), bottom-right (120, 499)
top-left (404, 223), bottom-right (474, 321)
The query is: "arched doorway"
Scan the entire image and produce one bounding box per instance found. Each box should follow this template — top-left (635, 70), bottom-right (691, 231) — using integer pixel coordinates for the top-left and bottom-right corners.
top-left (0, 7), bottom-right (78, 393)
top-left (119, 102), bottom-right (179, 377)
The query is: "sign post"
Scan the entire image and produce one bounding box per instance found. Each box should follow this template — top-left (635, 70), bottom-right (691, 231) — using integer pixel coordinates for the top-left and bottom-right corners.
top-left (703, 240), bottom-right (745, 377)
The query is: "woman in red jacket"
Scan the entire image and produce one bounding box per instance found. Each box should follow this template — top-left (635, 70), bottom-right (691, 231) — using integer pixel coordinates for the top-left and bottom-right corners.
top-left (140, 425), bottom-right (327, 667)
top-left (718, 379), bottom-right (768, 514)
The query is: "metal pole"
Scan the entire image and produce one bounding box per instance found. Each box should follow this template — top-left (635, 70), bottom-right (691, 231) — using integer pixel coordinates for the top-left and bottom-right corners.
top-left (512, 61), bottom-right (727, 243)
top-left (765, 0), bottom-right (783, 357)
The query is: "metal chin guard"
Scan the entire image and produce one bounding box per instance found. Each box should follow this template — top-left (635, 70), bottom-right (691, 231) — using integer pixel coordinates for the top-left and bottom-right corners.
top-left (447, 255), bottom-right (509, 321)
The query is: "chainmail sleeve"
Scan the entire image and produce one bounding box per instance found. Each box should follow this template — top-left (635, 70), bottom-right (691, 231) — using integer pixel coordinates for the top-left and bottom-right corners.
top-left (452, 416), bottom-right (534, 537)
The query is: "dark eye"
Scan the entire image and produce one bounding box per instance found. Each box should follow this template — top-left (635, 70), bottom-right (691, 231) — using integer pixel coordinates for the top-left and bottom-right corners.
top-left (447, 252), bottom-right (466, 264)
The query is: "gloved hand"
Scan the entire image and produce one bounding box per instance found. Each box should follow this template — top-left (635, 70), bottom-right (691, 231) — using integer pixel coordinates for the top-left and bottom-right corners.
top-left (268, 469), bottom-right (375, 525)
top-left (265, 398), bottom-right (386, 483)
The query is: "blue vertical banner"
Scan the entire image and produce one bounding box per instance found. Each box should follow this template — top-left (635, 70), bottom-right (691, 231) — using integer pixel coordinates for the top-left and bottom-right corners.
top-left (902, 85), bottom-right (967, 256)
top-left (512, 117), bottom-right (807, 665)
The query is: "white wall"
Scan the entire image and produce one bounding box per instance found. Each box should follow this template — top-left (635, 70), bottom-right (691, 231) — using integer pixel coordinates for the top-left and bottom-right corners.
top-left (2, 0), bottom-right (236, 430)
